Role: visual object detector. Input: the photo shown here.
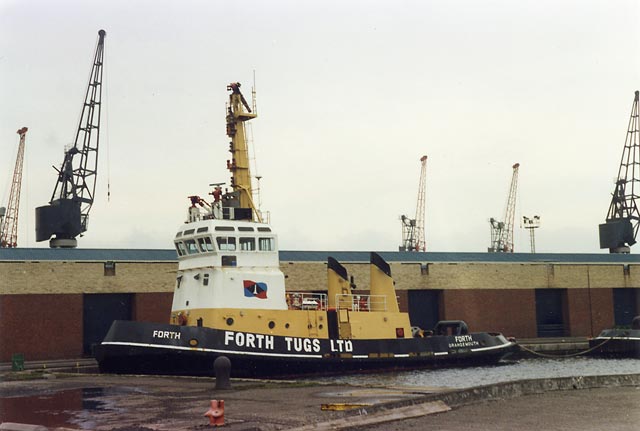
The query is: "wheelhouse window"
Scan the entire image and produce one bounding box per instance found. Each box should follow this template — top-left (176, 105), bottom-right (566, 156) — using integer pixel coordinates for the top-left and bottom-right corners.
top-left (175, 241), bottom-right (187, 256)
top-left (258, 237), bottom-right (275, 251)
top-left (197, 236), bottom-right (214, 252)
top-left (239, 237), bottom-right (256, 251)
top-left (217, 236), bottom-right (236, 251)
top-left (185, 239), bottom-right (199, 254)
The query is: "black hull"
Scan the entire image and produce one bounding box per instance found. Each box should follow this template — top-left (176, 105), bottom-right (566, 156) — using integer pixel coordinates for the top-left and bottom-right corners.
top-left (94, 320), bottom-right (518, 378)
top-left (588, 329), bottom-right (640, 359)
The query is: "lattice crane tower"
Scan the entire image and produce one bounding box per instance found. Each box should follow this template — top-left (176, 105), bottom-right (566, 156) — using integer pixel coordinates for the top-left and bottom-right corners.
top-left (488, 163), bottom-right (520, 253)
top-left (400, 155), bottom-right (427, 252)
top-left (599, 91), bottom-right (640, 253)
top-left (35, 30), bottom-right (106, 248)
top-left (1, 127), bottom-right (28, 248)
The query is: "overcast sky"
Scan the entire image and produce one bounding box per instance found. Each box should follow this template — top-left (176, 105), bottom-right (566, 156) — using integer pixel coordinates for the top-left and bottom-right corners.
top-left (1, 0), bottom-right (639, 253)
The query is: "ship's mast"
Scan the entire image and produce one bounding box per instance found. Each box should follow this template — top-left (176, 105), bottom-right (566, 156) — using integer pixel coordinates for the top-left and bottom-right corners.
top-left (225, 82), bottom-right (260, 221)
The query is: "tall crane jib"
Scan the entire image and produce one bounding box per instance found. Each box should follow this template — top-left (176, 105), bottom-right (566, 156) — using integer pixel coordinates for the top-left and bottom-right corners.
top-left (0, 127), bottom-right (28, 248)
top-left (599, 90), bottom-right (640, 254)
top-left (35, 30), bottom-right (106, 248)
top-left (488, 163), bottom-right (520, 253)
top-left (399, 155), bottom-right (427, 252)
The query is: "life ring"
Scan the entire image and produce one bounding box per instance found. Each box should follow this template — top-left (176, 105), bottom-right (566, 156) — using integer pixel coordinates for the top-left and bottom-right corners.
top-left (177, 312), bottom-right (188, 326)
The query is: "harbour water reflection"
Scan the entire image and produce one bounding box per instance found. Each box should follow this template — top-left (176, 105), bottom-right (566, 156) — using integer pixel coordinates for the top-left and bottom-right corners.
top-left (311, 357), bottom-right (640, 389)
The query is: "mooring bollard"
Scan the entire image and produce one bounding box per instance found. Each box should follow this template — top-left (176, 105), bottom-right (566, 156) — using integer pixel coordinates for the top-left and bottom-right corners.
top-left (204, 399), bottom-right (225, 426)
top-left (214, 355), bottom-right (231, 390)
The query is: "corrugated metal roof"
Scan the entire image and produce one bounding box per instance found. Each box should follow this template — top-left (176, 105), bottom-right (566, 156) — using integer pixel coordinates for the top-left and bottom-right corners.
top-left (279, 250), bottom-right (640, 264)
top-left (0, 248), bottom-right (177, 262)
top-left (0, 248), bottom-right (638, 264)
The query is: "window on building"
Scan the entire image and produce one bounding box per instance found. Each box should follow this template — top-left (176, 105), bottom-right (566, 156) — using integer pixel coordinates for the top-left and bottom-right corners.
top-left (104, 261), bottom-right (116, 276)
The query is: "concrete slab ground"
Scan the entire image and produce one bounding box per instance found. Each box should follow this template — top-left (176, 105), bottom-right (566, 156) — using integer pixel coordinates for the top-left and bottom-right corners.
top-left (0, 371), bottom-right (638, 431)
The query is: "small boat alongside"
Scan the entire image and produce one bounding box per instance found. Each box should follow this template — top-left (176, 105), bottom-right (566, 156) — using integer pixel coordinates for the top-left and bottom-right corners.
top-left (588, 316), bottom-right (640, 358)
top-left (94, 82), bottom-right (517, 378)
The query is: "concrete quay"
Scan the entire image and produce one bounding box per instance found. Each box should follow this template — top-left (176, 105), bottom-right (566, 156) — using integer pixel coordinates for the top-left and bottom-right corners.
top-left (0, 368), bottom-right (638, 431)
top-left (515, 337), bottom-right (592, 358)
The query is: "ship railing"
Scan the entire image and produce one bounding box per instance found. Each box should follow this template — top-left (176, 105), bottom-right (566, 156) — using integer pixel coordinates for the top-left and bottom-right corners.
top-left (335, 294), bottom-right (387, 312)
top-left (286, 292), bottom-right (328, 310)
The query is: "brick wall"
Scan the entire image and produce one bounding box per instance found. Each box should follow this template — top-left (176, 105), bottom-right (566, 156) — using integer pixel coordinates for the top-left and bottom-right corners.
top-left (0, 294), bottom-right (83, 361)
top-left (442, 289), bottom-right (537, 338)
top-left (133, 292), bottom-right (174, 323)
top-left (0, 261), bottom-right (177, 294)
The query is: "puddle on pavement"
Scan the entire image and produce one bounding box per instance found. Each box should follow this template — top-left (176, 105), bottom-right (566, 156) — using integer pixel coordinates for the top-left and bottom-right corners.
top-left (0, 387), bottom-right (127, 429)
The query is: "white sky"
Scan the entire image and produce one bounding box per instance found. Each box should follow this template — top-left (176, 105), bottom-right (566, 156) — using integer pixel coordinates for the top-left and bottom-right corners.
top-left (0, 0), bottom-right (639, 253)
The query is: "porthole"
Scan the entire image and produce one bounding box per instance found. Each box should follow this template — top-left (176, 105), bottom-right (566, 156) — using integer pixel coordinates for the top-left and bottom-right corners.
top-left (226, 317), bottom-right (234, 326)
top-left (189, 338), bottom-right (199, 347)
top-left (285, 323), bottom-right (290, 329)
top-left (319, 324), bottom-right (323, 330)
top-left (268, 321), bottom-right (276, 329)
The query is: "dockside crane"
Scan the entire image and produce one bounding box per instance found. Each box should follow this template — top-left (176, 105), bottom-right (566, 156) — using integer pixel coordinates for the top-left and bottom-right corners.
top-left (599, 90), bottom-right (640, 253)
top-left (35, 30), bottom-right (106, 248)
top-left (488, 163), bottom-right (520, 253)
top-left (399, 155), bottom-right (427, 252)
top-left (0, 127), bottom-right (28, 248)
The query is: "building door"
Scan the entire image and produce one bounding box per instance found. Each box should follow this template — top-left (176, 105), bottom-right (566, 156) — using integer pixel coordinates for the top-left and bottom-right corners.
top-left (408, 290), bottom-right (440, 332)
top-left (83, 293), bottom-right (132, 355)
top-left (535, 289), bottom-right (566, 337)
top-left (613, 288), bottom-right (638, 326)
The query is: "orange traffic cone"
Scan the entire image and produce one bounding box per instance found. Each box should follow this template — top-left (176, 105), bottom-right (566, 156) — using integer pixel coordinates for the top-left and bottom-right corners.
top-left (204, 399), bottom-right (225, 426)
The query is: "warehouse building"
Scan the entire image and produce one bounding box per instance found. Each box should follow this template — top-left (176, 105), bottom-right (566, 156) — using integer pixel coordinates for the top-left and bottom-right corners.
top-left (1, 248), bottom-right (639, 362)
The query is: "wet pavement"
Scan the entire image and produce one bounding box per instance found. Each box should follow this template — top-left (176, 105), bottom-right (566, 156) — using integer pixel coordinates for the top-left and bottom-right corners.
top-left (0, 371), bottom-right (440, 430)
top-left (0, 369), bottom-right (638, 430)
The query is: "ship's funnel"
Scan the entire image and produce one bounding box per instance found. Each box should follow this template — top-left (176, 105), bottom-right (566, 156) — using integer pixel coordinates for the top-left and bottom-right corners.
top-left (369, 252), bottom-right (399, 312)
top-left (327, 256), bottom-right (351, 309)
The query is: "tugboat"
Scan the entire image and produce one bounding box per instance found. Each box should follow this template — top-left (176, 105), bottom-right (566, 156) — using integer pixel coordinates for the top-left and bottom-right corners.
top-left (588, 316), bottom-right (640, 358)
top-left (94, 82), bottom-right (517, 378)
